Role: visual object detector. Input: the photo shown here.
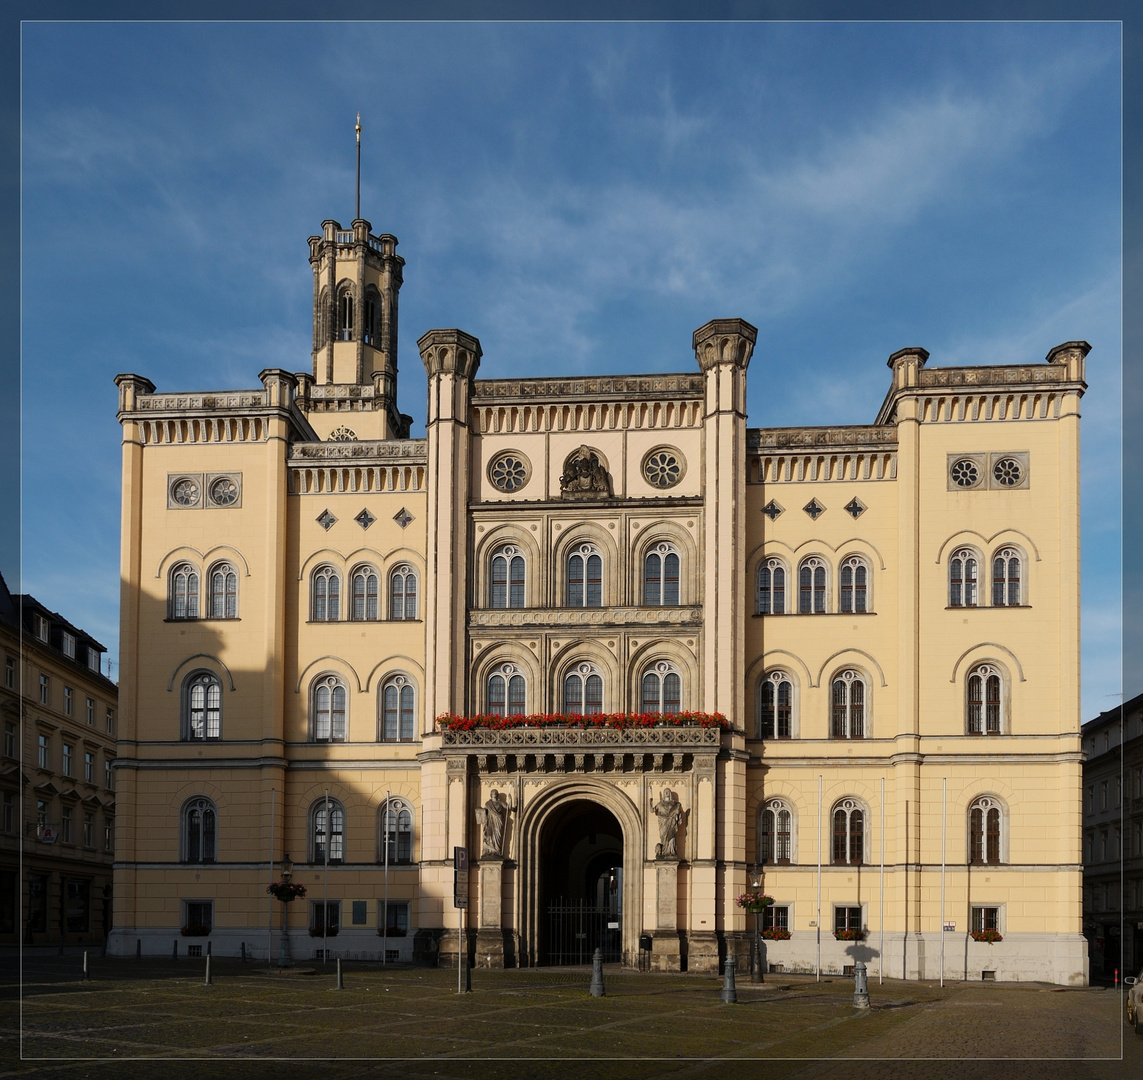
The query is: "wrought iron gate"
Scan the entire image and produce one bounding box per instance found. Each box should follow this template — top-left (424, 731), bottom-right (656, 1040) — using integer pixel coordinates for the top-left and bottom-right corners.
top-left (546, 899), bottom-right (621, 965)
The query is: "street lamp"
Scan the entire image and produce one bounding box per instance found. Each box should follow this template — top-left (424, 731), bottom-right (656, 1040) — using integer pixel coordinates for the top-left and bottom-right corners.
top-left (750, 865), bottom-right (764, 984)
top-left (278, 853), bottom-right (294, 968)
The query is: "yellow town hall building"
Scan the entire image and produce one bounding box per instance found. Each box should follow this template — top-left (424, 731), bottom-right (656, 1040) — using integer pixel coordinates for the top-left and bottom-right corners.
top-left (111, 212), bottom-right (1089, 983)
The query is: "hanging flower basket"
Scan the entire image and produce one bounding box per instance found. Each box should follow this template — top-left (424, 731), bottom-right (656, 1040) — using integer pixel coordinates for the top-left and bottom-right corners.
top-left (266, 880), bottom-right (307, 903)
top-left (971, 929), bottom-right (1003, 944)
top-left (762, 926), bottom-right (791, 941)
top-left (735, 890), bottom-right (774, 914)
top-left (834, 928), bottom-right (866, 941)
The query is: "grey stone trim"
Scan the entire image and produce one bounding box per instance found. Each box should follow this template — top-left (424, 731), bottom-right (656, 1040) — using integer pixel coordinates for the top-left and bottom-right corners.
top-left (441, 726), bottom-right (721, 750)
top-left (472, 373), bottom-right (704, 402)
top-left (469, 605), bottom-right (702, 629)
top-left (747, 426), bottom-right (898, 450)
top-left (289, 440), bottom-right (427, 463)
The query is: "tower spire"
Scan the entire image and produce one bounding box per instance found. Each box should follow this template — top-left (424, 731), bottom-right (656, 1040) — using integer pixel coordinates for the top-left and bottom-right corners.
top-left (355, 112), bottom-right (362, 221)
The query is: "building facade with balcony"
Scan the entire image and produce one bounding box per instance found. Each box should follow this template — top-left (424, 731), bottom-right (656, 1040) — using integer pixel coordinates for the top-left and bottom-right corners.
top-left (110, 210), bottom-right (1089, 983)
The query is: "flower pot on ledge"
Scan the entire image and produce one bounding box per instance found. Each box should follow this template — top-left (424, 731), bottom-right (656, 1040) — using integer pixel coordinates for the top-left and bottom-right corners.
top-left (833, 929), bottom-right (866, 941)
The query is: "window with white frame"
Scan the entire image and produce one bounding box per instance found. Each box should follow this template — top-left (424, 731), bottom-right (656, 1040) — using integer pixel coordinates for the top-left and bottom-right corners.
top-left (640, 661), bottom-right (681, 713)
top-left (83, 811), bottom-right (94, 847)
top-left (991, 548), bottom-right (1022, 606)
top-left (830, 670), bottom-right (866, 739)
top-left (644, 543), bottom-right (680, 606)
top-left (487, 663), bottom-right (526, 717)
top-left (208, 563), bottom-right (238, 618)
top-left (759, 799), bottom-right (793, 864)
top-left (798, 557), bottom-right (827, 614)
top-left (762, 905), bottom-right (789, 932)
top-left (490, 547), bottom-right (526, 609)
top-left (971, 906), bottom-right (1000, 934)
top-left (390, 565), bottom-right (418, 620)
top-left (337, 287), bottom-right (354, 341)
top-left (105, 760), bottom-right (113, 790)
top-left (563, 662), bottom-right (603, 715)
top-left (170, 563), bottom-right (200, 619)
top-left (949, 548), bottom-right (979, 607)
top-left (61, 808), bottom-right (73, 844)
top-left (834, 906), bottom-right (863, 934)
top-left (831, 799), bottom-right (864, 865)
top-left (87, 646), bottom-right (100, 672)
top-left (969, 796), bottom-right (1003, 864)
top-left (37, 734), bottom-right (48, 769)
top-left (966, 664), bottom-right (1002, 734)
top-left (311, 799), bottom-right (345, 863)
top-left (85, 697), bottom-right (94, 725)
top-left (62, 632), bottom-right (75, 659)
top-left (380, 900), bottom-right (410, 935)
top-left (182, 797), bottom-right (217, 863)
top-left (84, 751), bottom-right (94, 783)
top-left (756, 557), bottom-right (786, 614)
top-left (62, 743), bottom-right (73, 777)
top-left (35, 615), bottom-right (49, 642)
top-left (351, 565), bottom-right (379, 620)
top-left (310, 899), bottom-right (340, 934)
top-left (313, 675), bottom-right (347, 742)
top-left (839, 555), bottom-right (869, 613)
top-left (103, 816), bottom-right (113, 851)
top-left (311, 566), bottom-right (341, 621)
top-left (39, 674), bottom-right (49, 705)
top-left (3, 723), bottom-right (14, 758)
top-left (185, 671), bottom-right (222, 740)
top-left (106, 708), bottom-right (114, 734)
top-left (4, 656), bottom-right (13, 688)
top-left (758, 671), bottom-right (793, 739)
top-left (380, 676), bottom-right (415, 741)
top-left (183, 900), bottom-right (213, 934)
top-left (379, 799), bottom-right (413, 864)
top-left (567, 544), bottom-right (603, 608)
top-left (64, 687), bottom-right (73, 715)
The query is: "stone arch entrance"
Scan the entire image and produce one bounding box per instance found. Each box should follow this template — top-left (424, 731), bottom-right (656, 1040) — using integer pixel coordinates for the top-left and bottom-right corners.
top-left (517, 779), bottom-right (644, 968)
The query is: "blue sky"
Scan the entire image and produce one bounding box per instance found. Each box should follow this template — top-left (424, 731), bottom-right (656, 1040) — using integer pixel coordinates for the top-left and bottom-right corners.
top-left (18, 20), bottom-right (1122, 720)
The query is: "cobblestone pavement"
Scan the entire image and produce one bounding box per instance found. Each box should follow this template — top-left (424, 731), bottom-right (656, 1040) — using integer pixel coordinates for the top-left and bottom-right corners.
top-left (0, 956), bottom-right (1139, 1080)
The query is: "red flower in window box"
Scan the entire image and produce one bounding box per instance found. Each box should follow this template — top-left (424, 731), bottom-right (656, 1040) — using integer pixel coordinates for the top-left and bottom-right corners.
top-left (435, 711), bottom-right (729, 732)
top-left (761, 926), bottom-right (791, 940)
top-left (834, 928), bottom-right (866, 941)
top-left (971, 929), bottom-right (1003, 944)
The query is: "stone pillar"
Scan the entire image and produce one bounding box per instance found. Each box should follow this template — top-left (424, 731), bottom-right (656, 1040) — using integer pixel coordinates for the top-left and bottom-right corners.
top-left (652, 861), bottom-right (681, 972)
top-left (475, 858), bottom-right (508, 968)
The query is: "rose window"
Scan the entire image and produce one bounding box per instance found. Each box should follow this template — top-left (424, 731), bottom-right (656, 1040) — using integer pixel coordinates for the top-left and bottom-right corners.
top-left (172, 478), bottom-right (200, 507)
top-left (490, 454), bottom-right (529, 493)
top-left (992, 458), bottom-right (1022, 486)
top-left (950, 459), bottom-right (979, 487)
top-left (644, 450), bottom-right (682, 489)
top-left (209, 477), bottom-right (239, 506)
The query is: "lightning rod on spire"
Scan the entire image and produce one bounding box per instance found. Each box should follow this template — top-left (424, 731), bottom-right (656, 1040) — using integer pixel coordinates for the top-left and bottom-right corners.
top-left (355, 112), bottom-right (362, 221)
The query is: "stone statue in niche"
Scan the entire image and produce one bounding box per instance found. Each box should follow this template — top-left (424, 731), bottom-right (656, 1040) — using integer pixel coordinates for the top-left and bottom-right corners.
top-left (476, 788), bottom-right (515, 857)
top-left (650, 788), bottom-right (683, 859)
top-left (559, 446), bottom-right (612, 498)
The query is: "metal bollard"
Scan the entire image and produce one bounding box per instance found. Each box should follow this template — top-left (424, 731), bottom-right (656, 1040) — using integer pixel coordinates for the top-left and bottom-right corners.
top-left (83, 951), bottom-right (89, 981)
top-left (590, 947), bottom-right (605, 997)
top-left (336, 957), bottom-right (344, 990)
top-left (853, 961), bottom-right (870, 1009)
top-left (136, 939), bottom-right (142, 961)
top-left (241, 941), bottom-right (246, 963)
top-left (206, 940), bottom-right (212, 956)
top-left (204, 954), bottom-right (212, 986)
top-left (721, 951), bottom-right (738, 1004)
top-left (172, 939), bottom-right (178, 960)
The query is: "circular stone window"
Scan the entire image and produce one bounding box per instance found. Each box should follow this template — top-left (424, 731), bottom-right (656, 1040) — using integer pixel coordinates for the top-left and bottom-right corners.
top-left (209, 476), bottom-right (240, 506)
top-left (171, 477), bottom-right (200, 507)
top-left (992, 457), bottom-right (1022, 487)
top-left (950, 459), bottom-right (980, 488)
top-left (488, 451), bottom-right (531, 493)
top-left (643, 447), bottom-right (685, 489)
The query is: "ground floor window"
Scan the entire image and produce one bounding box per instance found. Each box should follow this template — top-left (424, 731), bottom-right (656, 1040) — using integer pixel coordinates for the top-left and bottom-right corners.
top-left (28, 876), bottom-right (47, 933)
top-left (380, 900), bottom-right (409, 935)
top-left (64, 879), bottom-right (90, 933)
top-left (971, 906), bottom-right (999, 934)
top-left (761, 904), bottom-right (789, 932)
top-left (310, 900), bottom-right (340, 936)
top-left (0, 870), bottom-right (15, 934)
top-left (834, 906), bottom-right (862, 934)
top-left (183, 900), bottom-right (213, 935)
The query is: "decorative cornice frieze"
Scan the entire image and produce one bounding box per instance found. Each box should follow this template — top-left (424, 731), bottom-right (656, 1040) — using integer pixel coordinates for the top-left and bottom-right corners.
top-left (137, 391), bottom-right (267, 412)
top-left (289, 440), bottom-right (428, 463)
top-left (917, 365), bottom-right (1070, 389)
top-left (747, 426), bottom-right (898, 451)
top-left (468, 605), bottom-right (702, 629)
top-left (441, 726), bottom-right (721, 750)
top-left (472, 373), bottom-right (704, 402)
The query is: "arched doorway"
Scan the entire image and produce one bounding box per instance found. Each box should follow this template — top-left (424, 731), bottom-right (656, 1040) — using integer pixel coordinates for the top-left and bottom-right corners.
top-left (540, 799), bottom-right (623, 965)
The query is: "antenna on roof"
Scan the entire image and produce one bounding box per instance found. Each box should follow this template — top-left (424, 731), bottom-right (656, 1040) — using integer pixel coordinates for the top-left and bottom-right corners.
top-left (355, 112), bottom-right (362, 221)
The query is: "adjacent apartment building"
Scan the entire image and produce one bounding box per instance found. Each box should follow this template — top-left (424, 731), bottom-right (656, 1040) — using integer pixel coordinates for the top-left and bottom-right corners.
top-left (0, 572), bottom-right (118, 945)
top-left (110, 210), bottom-right (1089, 983)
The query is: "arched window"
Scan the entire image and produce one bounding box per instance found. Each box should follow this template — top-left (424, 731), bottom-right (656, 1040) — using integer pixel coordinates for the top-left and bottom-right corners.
top-left (832, 798), bottom-right (864, 865)
top-left (337, 288), bottom-right (354, 341)
top-left (966, 664), bottom-right (1002, 734)
top-left (490, 547), bottom-right (526, 609)
top-left (487, 663), bottom-right (526, 716)
top-left (798, 557), bottom-right (827, 614)
top-left (351, 565), bottom-right (379, 621)
top-left (640, 661), bottom-right (682, 714)
top-left (380, 675), bottom-right (415, 742)
top-left (756, 558), bottom-right (786, 615)
top-left (758, 671), bottom-right (793, 739)
top-left (310, 798), bottom-right (344, 863)
top-left (312, 675), bottom-right (347, 742)
top-left (312, 566), bottom-right (341, 622)
top-left (644, 543), bottom-right (680, 606)
top-left (183, 797), bottom-right (216, 863)
top-left (759, 799), bottom-right (793, 864)
top-left (567, 544), bottom-right (603, 607)
top-left (363, 287), bottom-right (381, 347)
top-left (390, 565), bottom-right (418, 620)
top-left (169, 563), bottom-right (199, 620)
top-left (317, 287), bottom-right (330, 347)
top-left (379, 798), bottom-right (413, 864)
top-left (949, 548), bottom-right (979, 607)
top-left (830, 670), bottom-right (865, 739)
top-left (563, 662), bottom-right (603, 715)
top-left (969, 796), bottom-right (1003, 864)
top-left (184, 672), bottom-right (221, 740)
top-left (992, 548), bottom-right (1022, 606)
top-left (208, 563), bottom-right (237, 619)
top-left (839, 556), bottom-right (868, 614)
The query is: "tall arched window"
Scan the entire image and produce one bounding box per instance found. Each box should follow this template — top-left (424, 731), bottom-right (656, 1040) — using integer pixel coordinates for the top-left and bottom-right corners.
top-left (183, 797), bottom-right (216, 863)
top-left (969, 796), bottom-right (1003, 864)
top-left (390, 565), bottom-right (418, 620)
top-left (169, 563), bottom-right (199, 620)
top-left (363, 287), bottom-right (381, 346)
top-left (949, 548), bottom-right (979, 607)
top-left (208, 563), bottom-right (238, 619)
top-left (640, 661), bottom-right (681, 714)
top-left (966, 664), bottom-right (1002, 734)
top-left (839, 556), bottom-right (868, 614)
top-left (490, 547), bottom-right (526, 609)
top-left (311, 799), bottom-right (344, 863)
top-left (832, 798), bottom-right (864, 865)
top-left (759, 799), bottom-right (793, 864)
top-left (798, 557), bottom-right (827, 614)
top-left (758, 671), bottom-right (793, 739)
top-left (487, 663), bottom-right (526, 716)
top-left (644, 543), bottom-right (680, 606)
top-left (350, 565), bottom-right (379, 620)
top-left (563, 662), bottom-right (603, 715)
top-left (567, 543), bottom-right (603, 607)
top-left (992, 548), bottom-right (1022, 606)
top-left (312, 566), bottom-right (341, 621)
top-left (184, 672), bottom-right (221, 740)
top-left (830, 670), bottom-right (865, 739)
top-left (337, 288), bottom-right (354, 341)
top-left (756, 558), bottom-right (786, 614)
top-left (312, 675), bottom-right (347, 742)
top-left (379, 799), bottom-right (413, 864)
top-left (380, 675), bottom-right (415, 742)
